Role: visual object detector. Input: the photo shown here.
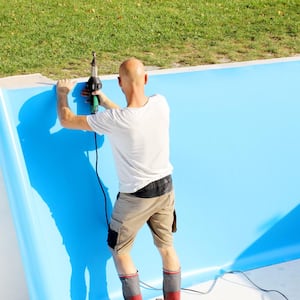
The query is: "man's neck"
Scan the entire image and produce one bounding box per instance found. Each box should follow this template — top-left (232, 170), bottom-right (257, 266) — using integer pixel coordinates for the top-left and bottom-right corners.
top-left (126, 93), bottom-right (148, 108)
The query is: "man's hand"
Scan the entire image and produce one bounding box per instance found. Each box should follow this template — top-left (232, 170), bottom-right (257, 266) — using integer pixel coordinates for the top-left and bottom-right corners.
top-left (56, 79), bottom-right (76, 95)
top-left (81, 86), bottom-right (103, 103)
top-left (81, 87), bottom-right (120, 110)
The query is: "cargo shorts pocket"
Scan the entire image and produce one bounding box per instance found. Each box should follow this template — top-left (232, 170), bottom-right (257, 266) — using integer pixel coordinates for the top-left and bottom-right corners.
top-left (107, 225), bottom-right (118, 249)
top-left (172, 210), bottom-right (177, 233)
top-left (107, 216), bottom-right (123, 250)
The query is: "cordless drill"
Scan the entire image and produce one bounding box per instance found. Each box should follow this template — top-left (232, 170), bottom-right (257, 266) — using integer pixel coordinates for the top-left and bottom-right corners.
top-left (86, 51), bottom-right (102, 114)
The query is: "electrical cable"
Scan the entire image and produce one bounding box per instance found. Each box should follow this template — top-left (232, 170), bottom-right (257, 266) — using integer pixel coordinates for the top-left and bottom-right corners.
top-left (139, 270), bottom-right (289, 299)
top-left (93, 132), bottom-right (109, 228)
top-left (227, 270), bottom-right (289, 300)
top-left (139, 280), bottom-right (162, 291)
top-left (180, 276), bottom-right (218, 295)
top-left (92, 140), bottom-right (290, 300)
top-left (86, 55), bottom-right (289, 297)
top-left (91, 141), bottom-right (290, 298)
top-left (138, 277), bottom-right (218, 296)
top-left (91, 123), bottom-right (289, 299)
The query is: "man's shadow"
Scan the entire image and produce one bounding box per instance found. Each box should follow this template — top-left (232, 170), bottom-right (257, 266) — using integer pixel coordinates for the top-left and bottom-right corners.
top-left (17, 86), bottom-right (112, 300)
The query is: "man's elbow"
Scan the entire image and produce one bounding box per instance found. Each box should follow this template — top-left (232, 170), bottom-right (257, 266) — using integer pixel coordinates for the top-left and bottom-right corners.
top-left (58, 108), bottom-right (91, 131)
top-left (59, 117), bottom-right (70, 128)
top-left (58, 108), bottom-right (73, 128)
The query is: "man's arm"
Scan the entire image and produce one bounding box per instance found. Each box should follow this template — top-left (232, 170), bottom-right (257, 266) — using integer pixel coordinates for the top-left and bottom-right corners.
top-left (56, 79), bottom-right (92, 130)
top-left (56, 79), bottom-right (119, 130)
top-left (94, 89), bottom-right (120, 110)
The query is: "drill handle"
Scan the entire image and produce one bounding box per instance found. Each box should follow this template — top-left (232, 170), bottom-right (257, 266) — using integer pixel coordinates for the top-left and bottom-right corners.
top-left (91, 95), bottom-right (99, 114)
top-left (86, 77), bottom-right (102, 114)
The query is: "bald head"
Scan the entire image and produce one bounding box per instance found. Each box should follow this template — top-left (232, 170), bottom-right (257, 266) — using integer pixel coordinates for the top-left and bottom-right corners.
top-left (119, 58), bottom-right (146, 85)
top-left (118, 58), bottom-right (148, 106)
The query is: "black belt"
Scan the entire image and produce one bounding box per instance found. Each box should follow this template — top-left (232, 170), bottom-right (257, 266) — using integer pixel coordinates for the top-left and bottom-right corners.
top-left (130, 175), bottom-right (173, 198)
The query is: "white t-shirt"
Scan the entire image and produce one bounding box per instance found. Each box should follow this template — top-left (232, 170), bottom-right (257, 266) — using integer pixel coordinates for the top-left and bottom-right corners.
top-left (87, 94), bottom-right (173, 193)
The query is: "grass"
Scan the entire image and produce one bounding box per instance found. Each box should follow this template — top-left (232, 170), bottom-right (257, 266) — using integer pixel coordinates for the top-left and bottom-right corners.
top-left (0, 0), bottom-right (299, 79)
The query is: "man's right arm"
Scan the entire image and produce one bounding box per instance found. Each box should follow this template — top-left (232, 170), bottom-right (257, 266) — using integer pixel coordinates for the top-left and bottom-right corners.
top-left (93, 90), bottom-right (120, 110)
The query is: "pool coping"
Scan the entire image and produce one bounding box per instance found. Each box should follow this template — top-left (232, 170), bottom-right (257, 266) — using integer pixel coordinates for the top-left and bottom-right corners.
top-left (1, 56), bottom-right (299, 89)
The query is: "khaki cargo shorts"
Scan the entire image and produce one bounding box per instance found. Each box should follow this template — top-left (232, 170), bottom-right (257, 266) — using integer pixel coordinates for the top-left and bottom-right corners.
top-left (107, 189), bottom-right (176, 254)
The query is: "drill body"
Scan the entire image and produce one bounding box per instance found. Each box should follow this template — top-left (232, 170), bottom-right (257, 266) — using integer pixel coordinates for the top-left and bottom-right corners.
top-left (87, 52), bottom-right (102, 114)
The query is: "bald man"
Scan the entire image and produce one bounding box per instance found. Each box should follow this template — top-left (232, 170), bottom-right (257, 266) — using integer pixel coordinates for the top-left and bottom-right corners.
top-left (56, 58), bottom-right (181, 300)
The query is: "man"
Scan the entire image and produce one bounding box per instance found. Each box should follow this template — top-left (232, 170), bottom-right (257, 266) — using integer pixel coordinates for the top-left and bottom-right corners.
top-left (56, 58), bottom-right (181, 300)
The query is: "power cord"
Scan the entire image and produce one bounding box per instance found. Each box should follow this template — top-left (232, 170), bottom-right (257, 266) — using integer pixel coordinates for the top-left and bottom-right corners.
top-left (180, 277), bottom-right (218, 295)
top-left (140, 269), bottom-right (289, 299)
top-left (89, 107), bottom-right (289, 300)
top-left (139, 280), bottom-right (162, 291)
top-left (227, 270), bottom-right (289, 300)
top-left (93, 132), bottom-right (109, 228)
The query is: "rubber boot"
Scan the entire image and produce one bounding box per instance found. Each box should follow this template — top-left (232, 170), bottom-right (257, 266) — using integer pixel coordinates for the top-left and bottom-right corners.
top-left (163, 269), bottom-right (181, 300)
top-left (119, 272), bottom-right (142, 300)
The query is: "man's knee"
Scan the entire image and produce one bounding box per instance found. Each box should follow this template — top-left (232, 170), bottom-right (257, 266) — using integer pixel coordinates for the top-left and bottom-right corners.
top-left (158, 246), bottom-right (176, 257)
top-left (158, 246), bottom-right (180, 271)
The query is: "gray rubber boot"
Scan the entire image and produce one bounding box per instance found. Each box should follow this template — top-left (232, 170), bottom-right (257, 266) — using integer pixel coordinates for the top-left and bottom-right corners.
top-left (163, 269), bottom-right (181, 300)
top-left (119, 272), bottom-right (142, 300)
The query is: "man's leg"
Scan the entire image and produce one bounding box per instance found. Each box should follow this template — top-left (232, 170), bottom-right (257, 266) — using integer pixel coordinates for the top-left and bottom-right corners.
top-left (113, 252), bottom-right (137, 275)
top-left (113, 252), bottom-right (142, 300)
top-left (107, 192), bottom-right (147, 299)
top-left (148, 190), bottom-right (181, 299)
top-left (158, 246), bottom-right (181, 300)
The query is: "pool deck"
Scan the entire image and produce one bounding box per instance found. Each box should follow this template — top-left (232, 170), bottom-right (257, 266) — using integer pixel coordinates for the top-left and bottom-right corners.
top-left (1, 57), bottom-right (299, 300)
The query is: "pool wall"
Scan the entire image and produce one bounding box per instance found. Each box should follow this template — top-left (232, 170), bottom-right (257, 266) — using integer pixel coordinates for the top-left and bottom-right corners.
top-left (0, 58), bottom-right (300, 299)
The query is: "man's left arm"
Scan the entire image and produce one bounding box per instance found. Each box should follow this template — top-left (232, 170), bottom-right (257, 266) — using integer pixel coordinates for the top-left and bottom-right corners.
top-left (56, 79), bottom-right (92, 130)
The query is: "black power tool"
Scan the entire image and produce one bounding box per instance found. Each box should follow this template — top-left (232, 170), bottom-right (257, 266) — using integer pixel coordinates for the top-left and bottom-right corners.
top-left (86, 51), bottom-right (102, 114)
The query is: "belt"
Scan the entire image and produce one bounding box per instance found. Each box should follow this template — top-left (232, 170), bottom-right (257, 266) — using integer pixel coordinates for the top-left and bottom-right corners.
top-left (130, 175), bottom-right (173, 198)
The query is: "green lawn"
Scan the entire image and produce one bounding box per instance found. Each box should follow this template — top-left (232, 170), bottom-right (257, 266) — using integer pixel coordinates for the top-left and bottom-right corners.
top-left (0, 0), bottom-right (299, 79)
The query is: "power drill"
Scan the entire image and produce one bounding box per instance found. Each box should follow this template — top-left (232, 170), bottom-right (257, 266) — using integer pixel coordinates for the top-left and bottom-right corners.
top-left (86, 51), bottom-right (102, 114)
